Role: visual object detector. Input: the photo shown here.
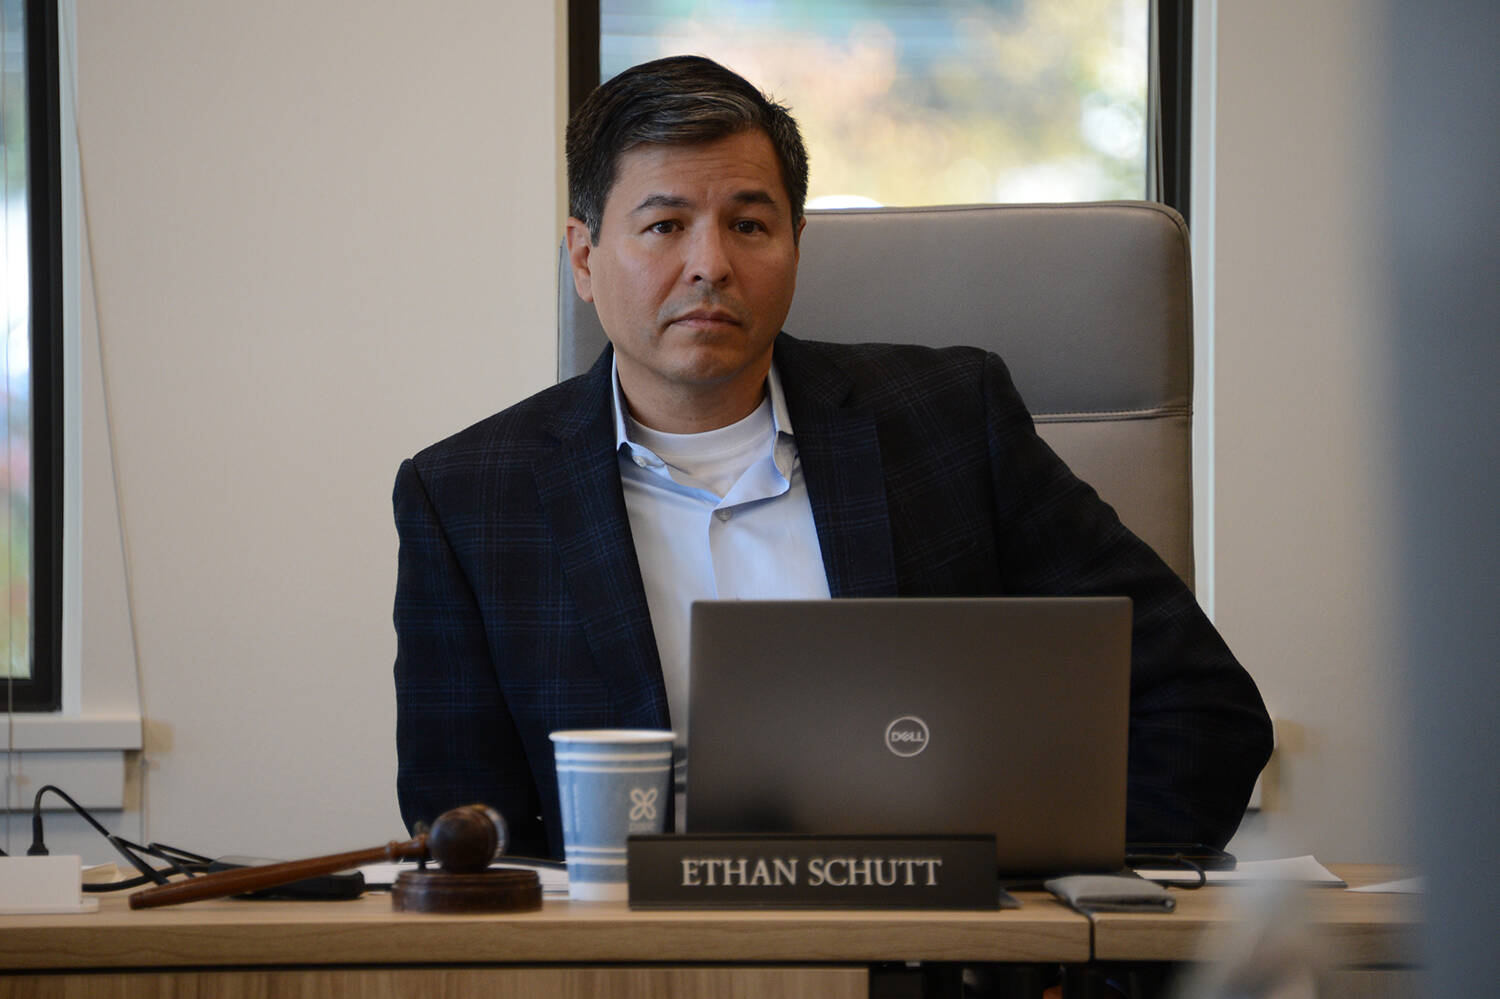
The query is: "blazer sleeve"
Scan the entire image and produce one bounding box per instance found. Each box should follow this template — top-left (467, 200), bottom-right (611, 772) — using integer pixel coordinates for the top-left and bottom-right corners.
top-left (980, 352), bottom-right (1274, 849)
top-left (391, 458), bottom-right (547, 855)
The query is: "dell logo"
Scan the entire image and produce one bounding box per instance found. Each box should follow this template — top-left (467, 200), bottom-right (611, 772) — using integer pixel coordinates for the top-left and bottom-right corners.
top-left (885, 716), bottom-right (930, 758)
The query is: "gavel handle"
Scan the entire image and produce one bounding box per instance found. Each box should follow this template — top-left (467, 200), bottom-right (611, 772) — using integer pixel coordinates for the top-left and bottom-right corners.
top-left (128, 836), bottom-right (429, 909)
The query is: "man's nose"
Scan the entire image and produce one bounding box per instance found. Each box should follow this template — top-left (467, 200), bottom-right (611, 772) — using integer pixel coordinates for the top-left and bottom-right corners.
top-left (684, 228), bottom-right (732, 286)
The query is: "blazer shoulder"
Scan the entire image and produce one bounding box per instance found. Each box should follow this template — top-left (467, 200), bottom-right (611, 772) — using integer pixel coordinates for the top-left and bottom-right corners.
top-left (408, 369), bottom-right (603, 477)
top-left (783, 336), bottom-right (998, 406)
top-left (793, 335), bottom-right (989, 376)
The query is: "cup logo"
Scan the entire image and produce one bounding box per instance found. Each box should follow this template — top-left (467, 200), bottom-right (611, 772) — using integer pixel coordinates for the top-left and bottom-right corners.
top-left (628, 787), bottom-right (659, 821)
top-left (885, 715), bottom-right (930, 757)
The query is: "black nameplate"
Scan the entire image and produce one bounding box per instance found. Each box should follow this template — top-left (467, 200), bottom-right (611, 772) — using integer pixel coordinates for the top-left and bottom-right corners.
top-left (627, 834), bottom-right (999, 909)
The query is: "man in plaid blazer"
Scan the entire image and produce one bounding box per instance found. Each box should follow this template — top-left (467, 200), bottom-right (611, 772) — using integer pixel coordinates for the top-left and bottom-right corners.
top-left (393, 57), bottom-right (1272, 859)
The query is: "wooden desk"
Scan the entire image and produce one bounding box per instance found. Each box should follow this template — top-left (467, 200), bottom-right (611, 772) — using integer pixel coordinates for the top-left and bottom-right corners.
top-left (0, 866), bottom-right (1422, 998)
top-left (1089, 864), bottom-right (1424, 999)
top-left (0, 888), bottom-right (1088, 998)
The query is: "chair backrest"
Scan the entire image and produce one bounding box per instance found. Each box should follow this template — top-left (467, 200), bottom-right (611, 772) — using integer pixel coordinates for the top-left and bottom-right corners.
top-left (557, 201), bottom-right (1195, 586)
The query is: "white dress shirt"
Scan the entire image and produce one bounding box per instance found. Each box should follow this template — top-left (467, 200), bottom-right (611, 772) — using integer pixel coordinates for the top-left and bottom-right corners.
top-left (613, 360), bottom-right (831, 823)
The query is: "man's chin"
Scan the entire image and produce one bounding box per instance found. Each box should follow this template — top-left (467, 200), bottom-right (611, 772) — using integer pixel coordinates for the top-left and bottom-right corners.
top-left (660, 339), bottom-right (773, 380)
top-left (665, 358), bottom-right (758, 389)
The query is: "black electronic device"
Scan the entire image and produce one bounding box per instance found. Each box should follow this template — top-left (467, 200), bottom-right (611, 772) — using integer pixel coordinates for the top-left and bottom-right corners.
top-left (687, 597), bottom-right (1133, 878)
top-left (205, 857), bottom-right (366, 900)
top-left (1125, 843), bottom-right (1237, 872)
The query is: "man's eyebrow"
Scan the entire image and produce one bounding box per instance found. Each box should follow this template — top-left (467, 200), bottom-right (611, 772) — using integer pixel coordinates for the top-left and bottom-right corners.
top-left (629, 190), bottom-right (780, 214)
top-left (731, 189), bottom-right (778, 207)
top-left (630, 194), bottom-right (693, 214)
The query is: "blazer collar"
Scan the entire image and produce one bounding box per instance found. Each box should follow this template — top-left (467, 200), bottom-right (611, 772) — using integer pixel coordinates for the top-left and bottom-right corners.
top-left (773, 334), bottom-right (899, 597)
top-left (531, 347), bottom-right (670, 725)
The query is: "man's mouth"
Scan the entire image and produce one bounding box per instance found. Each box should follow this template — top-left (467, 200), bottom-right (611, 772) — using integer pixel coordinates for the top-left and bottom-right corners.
top-left (669, 307), bottom-right (742, 328)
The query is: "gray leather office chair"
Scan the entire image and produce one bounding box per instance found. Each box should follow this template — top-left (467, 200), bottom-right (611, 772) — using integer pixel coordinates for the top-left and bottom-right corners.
top-left (557, 201), bottom-right (1195, 586)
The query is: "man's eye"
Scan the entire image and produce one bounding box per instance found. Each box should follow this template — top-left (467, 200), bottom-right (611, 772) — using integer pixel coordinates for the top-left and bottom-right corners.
top-left (733, 219), bottom-right (768, 234)
top-left (647, 220), bottom-right (680, 234)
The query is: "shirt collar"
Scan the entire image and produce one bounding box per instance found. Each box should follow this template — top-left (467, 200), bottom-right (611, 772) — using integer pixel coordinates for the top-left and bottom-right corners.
top-left (610, 355), bottom-right (796, 450)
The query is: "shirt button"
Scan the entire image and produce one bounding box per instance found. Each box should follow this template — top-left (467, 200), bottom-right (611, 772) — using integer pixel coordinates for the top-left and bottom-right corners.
top-left (715, 509), bottom-right (733, 522)
top-left (632, 454), bottom-right (649, 468)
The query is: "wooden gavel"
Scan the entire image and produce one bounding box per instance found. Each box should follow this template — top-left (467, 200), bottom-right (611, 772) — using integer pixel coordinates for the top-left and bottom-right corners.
top-left (129, 804), bottom-right (507, 909)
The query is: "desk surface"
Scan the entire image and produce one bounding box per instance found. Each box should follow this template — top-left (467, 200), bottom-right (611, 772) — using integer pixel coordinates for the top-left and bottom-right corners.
top-left (0, 864), bottom-right (1419, 972)
top-left (0, 888), bottom-right (1090, 969)
top-left (1090, 863), bottom-right (1423, 966)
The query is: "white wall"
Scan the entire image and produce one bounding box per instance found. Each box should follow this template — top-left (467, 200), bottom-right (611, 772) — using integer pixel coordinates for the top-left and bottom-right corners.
top-left (11, 0), bottom-right (1408, 866)
top-left (1210, 2), bottom-right (1406, 862)
top-left (24, 0), bottom-right (561, 861)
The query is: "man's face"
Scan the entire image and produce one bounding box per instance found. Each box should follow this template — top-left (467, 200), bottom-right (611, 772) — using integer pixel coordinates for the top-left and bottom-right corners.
top-left (565, 130), bottom-right (803, 432)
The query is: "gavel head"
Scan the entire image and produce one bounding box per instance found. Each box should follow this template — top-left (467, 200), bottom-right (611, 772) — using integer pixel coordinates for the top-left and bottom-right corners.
top-left (427, 804), bottom-right (509, 873)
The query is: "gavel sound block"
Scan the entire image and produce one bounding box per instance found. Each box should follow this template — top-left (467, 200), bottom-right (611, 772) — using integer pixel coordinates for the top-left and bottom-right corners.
top-left (390, 805), bottom-right (540, 913)
top-left (128, 805), bottom-right (541, 913)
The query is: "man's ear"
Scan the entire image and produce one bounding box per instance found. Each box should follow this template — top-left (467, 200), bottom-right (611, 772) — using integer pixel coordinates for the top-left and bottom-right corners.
top-left (564, 217), bottom-right (596, 303)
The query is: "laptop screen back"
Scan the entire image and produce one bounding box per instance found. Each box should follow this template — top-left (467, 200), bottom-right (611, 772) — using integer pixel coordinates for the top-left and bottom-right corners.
top-left (685, 597), bottom-right (1131, 877)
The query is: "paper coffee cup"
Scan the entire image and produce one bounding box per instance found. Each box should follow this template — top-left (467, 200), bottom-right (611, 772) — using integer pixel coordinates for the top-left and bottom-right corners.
top-left (550, 729), bottom-right (675, 902)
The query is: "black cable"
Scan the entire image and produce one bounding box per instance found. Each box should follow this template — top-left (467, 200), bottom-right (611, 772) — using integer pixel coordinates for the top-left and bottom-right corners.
top-left (24, 783), bottom-right (217, 889)
top-left (1124, 851), bottom-right (1207, 889)
top-left (29, 784), bottom-right (114, 856)
top-left (148, 842), bottom-right (215, 866)
top-left (106, 834), bottom-right (173, 885)
top-left (83, 874), bottom-right (161, 892)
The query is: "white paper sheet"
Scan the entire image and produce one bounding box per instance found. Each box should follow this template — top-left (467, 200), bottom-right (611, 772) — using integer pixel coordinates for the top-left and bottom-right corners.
top-left (1132, 854), bottom-right (1346, 886)
top-left (1348, 876), bottom-right (1424, 894)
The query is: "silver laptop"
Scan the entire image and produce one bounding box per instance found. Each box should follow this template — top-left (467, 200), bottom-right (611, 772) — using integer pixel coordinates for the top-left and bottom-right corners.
top-left (685, 597), bottom-right (1132, 877)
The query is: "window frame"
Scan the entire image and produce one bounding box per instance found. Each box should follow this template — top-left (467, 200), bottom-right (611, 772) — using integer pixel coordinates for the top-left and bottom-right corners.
top-left (1156, 0), bottom-right (1192, 224)
top-left (567, 0), bottom-right (1193, 227)
top-left (5, 0), bottom-right (64, 712)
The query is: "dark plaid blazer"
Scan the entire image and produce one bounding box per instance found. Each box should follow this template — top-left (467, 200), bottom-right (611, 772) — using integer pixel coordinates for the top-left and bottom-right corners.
top-left (393, 334), bottom-right (1272, 857)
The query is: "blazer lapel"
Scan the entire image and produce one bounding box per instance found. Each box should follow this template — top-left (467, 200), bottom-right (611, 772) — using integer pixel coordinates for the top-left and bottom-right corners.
top-left (531, 351), bottom-right (668, 723)
top-left (775, 335), bottom-right (899, 597)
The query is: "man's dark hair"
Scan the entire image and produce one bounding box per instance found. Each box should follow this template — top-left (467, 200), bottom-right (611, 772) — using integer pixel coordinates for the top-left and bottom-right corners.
top-left (566, 55), bottom-right (809, 243)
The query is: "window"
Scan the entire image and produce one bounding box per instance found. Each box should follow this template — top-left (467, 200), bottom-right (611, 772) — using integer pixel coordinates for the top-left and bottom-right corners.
top-left (575, 0), bottom-right (1190, 219)
top-left (2, 0), bottom-right (63, 712)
